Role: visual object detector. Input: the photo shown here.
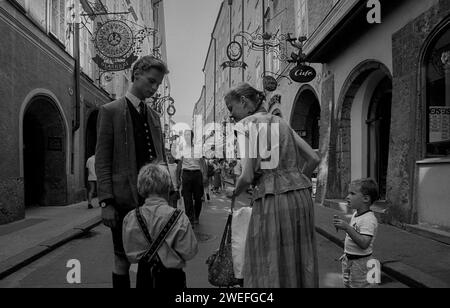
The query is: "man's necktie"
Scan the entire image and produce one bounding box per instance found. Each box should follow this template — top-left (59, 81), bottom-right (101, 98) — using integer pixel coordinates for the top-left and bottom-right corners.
top-left (139, 101), bottom-right (146, 118)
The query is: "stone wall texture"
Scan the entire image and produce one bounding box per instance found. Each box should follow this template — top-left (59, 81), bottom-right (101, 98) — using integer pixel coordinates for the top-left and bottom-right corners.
top-left (388, 0), bottom-right (450, 224)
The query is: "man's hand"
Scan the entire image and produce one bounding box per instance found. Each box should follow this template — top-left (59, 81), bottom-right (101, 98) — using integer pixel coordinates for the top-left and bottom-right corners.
top-left (333, 218), bottom-right (350, 232)
top-left (102, 205), bottom-right (118, 229)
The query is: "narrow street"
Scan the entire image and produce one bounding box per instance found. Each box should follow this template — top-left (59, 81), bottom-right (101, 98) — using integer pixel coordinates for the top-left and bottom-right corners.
top-left (0, 191), bottom-right (407, 288)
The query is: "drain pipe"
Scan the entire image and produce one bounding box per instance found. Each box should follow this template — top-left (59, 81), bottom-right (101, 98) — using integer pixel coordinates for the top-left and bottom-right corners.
top-left (73, 0), bottom-right (81, 133)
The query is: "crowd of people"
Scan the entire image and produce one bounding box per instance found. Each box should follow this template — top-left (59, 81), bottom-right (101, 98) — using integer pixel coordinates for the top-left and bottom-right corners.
top-left (93, 56), bottom-right (379, 289)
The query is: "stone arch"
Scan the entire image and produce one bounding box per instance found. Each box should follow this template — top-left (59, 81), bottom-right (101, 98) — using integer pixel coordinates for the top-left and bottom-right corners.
top-left (19, 89), bottom-right (70, 178)
top-left (21, 92), bottom-right (69, 206)
top-left (290, 85), bottom-right (321, 150)
top-left (328, 60), bottom-right (393, 199)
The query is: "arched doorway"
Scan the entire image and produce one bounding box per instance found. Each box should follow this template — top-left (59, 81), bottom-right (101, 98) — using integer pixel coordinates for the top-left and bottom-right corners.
top-left (23, 97), bottom-right (67, 207)
top-left (291, 87), bottom-right (321, 149)
top-left (366, 77), bottom-right (392, 199)
top-left (333, 61), bottom-right (393, 199)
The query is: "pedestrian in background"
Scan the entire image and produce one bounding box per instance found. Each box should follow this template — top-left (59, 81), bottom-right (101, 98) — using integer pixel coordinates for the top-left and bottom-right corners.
top-left (206, 159), bottom-right (215, 198)
top-left (233, 159), bottom-right (242, 185)
top-left (86, 155), bottom-right (97, 209)
top-left (225, 83), bottom-right (321, 288)
top-left (212, 160), bottom-right (222, 193)
top-left (167, 153), bottom-right (180, 209)
top-left (177, 130), bottom-right (208, 225)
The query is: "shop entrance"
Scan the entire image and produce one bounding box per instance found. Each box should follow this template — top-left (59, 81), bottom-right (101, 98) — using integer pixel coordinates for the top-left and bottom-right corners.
top-left (367, 77), bottom-right (392, 200)
top-left (291, 88), bottom-right (321, 150)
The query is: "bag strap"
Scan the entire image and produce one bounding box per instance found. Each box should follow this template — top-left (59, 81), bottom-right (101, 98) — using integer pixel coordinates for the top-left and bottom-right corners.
top-left (135, 207), bottom-right (183, 263)
top-left (219, 213), bottom-right (233, 254)
top-left (230, 195), bottom-right (236, 214)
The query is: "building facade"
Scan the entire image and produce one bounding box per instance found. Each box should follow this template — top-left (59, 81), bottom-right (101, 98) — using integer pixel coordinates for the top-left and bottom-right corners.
top-left (196, 0), bottom-right (450, 231)
top-left (0, 0), bottom-right (168, 225)
top-left (304, 0), bottom-right (450, 230)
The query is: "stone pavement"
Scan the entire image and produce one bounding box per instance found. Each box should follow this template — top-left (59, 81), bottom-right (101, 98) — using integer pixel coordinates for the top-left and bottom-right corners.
top-left (315, 204), bottom-right (450, 288)
top-left (1, 188), bottom-right (448, 288)
top-left (0, 200), bottom-right (101, 279)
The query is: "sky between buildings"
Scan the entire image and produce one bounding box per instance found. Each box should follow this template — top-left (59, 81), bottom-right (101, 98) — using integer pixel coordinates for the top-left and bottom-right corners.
top-left (164, 0), bottom-right (223, 126)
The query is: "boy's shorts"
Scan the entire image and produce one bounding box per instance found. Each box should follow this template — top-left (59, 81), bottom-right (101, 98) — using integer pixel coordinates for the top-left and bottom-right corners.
top-left (341, 255), bottom-right (377, 288)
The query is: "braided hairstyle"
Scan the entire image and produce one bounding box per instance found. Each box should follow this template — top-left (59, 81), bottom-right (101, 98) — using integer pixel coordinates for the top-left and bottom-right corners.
top-left (224, 83), bottom-right (266, 115)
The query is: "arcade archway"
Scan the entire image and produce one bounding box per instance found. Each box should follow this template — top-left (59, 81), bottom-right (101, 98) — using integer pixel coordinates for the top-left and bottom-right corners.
top-left (23, 97), bottom-right (67, 207)
top-left (291, 87), bottom-right (321, 150)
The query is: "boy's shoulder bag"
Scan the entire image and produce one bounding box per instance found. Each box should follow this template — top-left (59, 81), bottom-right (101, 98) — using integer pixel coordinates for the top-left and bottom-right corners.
top-left (135, 207), bottom-right (183, 288)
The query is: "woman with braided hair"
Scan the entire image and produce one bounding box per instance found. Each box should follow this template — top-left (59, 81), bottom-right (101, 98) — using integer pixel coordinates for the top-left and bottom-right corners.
top-left (225, 83), bottom-right (320, 288)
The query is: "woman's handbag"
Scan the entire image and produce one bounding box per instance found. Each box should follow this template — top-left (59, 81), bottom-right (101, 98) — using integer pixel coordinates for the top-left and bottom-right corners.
top-left (206, 197), bottom-right (241, 287)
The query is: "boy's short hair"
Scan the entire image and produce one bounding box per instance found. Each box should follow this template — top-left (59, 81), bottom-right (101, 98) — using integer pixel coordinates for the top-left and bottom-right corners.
top-left (137, 164), bottom-right (171, 198)
top-left (351, 178), bottom-right (379, 204)
top-left (131, 56), bottom-right (169, 82)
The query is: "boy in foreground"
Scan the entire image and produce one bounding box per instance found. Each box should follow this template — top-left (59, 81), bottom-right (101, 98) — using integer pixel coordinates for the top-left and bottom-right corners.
top-left (333, 178), bottom-right (379, 288)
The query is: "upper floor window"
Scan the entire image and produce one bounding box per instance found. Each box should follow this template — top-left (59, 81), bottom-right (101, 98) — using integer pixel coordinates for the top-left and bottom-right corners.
top-left (295, 0), bottom-right (308, 38)
top-left (50, 0), bottom-right (66, 43)
top-left (426, 24), bottom-right (450, 157)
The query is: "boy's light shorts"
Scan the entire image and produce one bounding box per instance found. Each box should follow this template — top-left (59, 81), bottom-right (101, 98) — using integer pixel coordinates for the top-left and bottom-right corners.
top-left (341, 255), bottom-right (377, 288)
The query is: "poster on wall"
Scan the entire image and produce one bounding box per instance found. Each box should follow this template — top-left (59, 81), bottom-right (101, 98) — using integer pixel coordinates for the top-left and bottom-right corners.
top-left (429, 106), bottom-right (450, 143)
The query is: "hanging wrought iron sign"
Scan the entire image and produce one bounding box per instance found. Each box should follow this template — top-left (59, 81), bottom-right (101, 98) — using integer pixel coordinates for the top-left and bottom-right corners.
top-left (234, 30), bottom-right (290, 62)
top-left (290, 65), bottom-right (317, 83)
top-left (93, 19), bottom-right (137, 72)
top-left (95, 20), bottom-right (134, 58)
top-left (268, 94), bottom-right (282, 111)
top-left (167, 104), bottom-right (176, 117)
top-left (263, 76), bottom-right (278, 92)
top-left (227, 41), bottom-right (243, 61)
top-left (222, 40), bottom-right (247, 70)
top-left (221, 61), bottom-right (248, 70)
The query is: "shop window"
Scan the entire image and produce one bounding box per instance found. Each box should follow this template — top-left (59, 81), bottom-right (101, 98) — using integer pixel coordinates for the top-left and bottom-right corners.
top-left (426, 25), bottom-right (450, 157)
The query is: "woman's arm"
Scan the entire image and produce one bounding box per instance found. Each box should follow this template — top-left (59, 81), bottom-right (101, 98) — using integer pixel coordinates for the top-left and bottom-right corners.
top-left (233, 156), bottom-right (256, 197)
top-left (292, 132), bottom-right (321, 178)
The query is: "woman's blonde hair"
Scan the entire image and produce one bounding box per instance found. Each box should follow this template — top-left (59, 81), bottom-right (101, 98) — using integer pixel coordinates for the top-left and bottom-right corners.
top-left (224, 83), bottom-right (266, 110)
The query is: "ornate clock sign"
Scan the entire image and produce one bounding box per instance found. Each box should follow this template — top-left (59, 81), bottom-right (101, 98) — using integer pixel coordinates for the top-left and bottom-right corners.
top-left (93, 19), bottom-right (138, 72)
top-left (95, 20), bottom-right (134, 58)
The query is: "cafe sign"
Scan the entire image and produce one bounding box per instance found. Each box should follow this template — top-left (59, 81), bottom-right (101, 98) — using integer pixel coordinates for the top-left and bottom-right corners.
top-left (290, 65), bottom-right (316, 83)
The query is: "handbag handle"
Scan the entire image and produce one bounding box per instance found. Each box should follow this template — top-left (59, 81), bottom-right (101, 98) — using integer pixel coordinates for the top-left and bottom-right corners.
top-left (218, 214), bottom-right (232, 254)
top-left (230, 195), bottom-right (236, 214)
